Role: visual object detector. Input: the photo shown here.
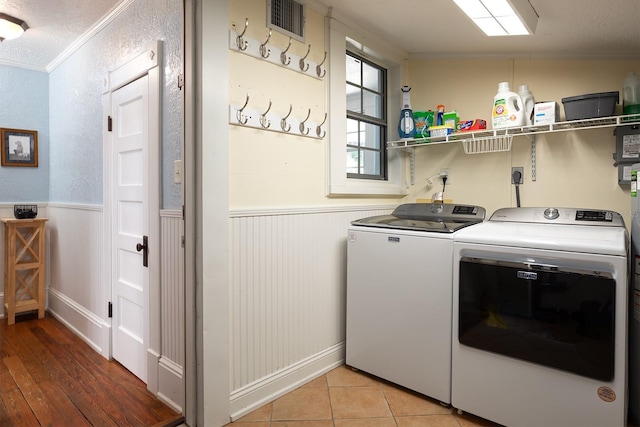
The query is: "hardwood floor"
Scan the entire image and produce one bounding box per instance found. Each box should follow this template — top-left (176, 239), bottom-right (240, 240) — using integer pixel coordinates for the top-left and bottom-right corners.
top-left (0, 312), bottom-right (183, 426)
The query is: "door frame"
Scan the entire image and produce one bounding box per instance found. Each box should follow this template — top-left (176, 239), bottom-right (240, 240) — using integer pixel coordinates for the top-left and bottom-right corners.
top-left (188, 0), bottom-right (231, 424)
top-left (102, 40), bottom-right (162, 392)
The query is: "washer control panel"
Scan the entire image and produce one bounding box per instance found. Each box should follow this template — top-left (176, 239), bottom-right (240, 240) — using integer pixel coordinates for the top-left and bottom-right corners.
top-left (490, 207), bottom-right (624, 227)
top-left (392, 203), bottom-right (485, 221)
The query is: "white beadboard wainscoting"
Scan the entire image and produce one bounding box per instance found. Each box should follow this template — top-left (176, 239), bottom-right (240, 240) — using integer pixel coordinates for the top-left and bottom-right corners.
top-left (158, 209), bottom-right (186, 412)
top-left (0, 204), bottom-right (49, 319)
top-left (42, 204), bottom-right (185, 412)
top-left (46, 204), bottom-right (109, 357)
top-left (228, 205), bottom-right (394, 420)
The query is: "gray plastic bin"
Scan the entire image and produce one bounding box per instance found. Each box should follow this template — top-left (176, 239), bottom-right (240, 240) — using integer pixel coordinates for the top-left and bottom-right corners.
top-left (561, 91), bottom-right (619, 120)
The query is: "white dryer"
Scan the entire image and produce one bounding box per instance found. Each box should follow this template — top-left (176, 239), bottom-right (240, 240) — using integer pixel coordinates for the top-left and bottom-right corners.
top-left (452, 207), bottom-right (628, 427)
top-left (346, 203), bottom-right (486, 404)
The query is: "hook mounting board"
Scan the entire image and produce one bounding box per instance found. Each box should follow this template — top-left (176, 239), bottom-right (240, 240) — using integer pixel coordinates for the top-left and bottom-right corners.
top-left (229, 30), bottom-right (326, 80)
top-left (229, 105), bottom-right (325, 140)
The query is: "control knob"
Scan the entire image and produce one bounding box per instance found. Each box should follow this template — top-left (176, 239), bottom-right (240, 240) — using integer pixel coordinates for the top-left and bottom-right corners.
top-left (543, 208), bottom-right (559, 220)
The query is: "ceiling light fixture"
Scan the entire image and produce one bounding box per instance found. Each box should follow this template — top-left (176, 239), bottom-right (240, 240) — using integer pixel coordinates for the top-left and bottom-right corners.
top-left (453, 0), bottom-right (538, 36)
top-left (0, 13), bottom-right (28, 42)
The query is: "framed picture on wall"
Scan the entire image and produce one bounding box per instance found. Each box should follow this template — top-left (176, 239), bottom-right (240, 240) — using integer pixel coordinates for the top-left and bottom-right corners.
top-left (1, 128), bottom-right (38, 167)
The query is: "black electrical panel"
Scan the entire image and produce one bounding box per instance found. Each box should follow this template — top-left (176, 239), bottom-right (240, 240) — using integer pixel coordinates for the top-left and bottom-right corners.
top-left (613, 124), bottom-right (640, 184)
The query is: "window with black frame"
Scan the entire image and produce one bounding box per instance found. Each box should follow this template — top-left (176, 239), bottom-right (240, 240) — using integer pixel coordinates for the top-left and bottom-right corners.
top-left (345, 52), bottom-right (387, 180)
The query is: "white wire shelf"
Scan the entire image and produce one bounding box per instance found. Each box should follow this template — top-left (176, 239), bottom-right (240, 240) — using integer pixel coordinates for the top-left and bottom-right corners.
top-left (387, 114), bottom-right (640, 153)
top-left (463, 135), bottom-right (513, 154)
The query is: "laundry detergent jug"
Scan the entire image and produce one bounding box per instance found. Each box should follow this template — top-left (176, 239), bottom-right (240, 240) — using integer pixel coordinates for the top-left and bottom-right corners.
top-left (492, 82), bottom-right (524, 129)
top-left (623, 71), bottom-right (640, 117)
top-left (518, 84), bottom-right (535, 126)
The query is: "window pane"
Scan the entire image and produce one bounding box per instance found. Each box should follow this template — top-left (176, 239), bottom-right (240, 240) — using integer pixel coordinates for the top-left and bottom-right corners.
top-left (346, 55), bottom-right (361, 85)
top-left (362, 149), bottom-right (381, 175)
top-left (347, 118), bottom-right (359, 133)
top-left (360, 122), bottom-right (381, 149)
top-left (346, 84), bottom-right (361, 113)
top-left (363, 62), bottom-right (382, 92)
top-left (363, 90), bottom-right (383, 118)
top-left (345, 51), bottom-right (387, 181)
top-left (346, 118), bottom-right (359, 146)
top-left (346, 147), bottom-right (360, 174)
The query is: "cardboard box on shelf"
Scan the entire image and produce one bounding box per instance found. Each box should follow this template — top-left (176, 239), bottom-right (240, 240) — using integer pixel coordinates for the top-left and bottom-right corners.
top-left (443, 111), bottom-right (459, 129)
top-left (533, 101), bottom-right (559, 125)
top-left (457, 119), bottom-right (487, 131)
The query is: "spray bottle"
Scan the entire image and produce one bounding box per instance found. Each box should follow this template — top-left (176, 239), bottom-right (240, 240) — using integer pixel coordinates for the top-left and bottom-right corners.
top-left (398, 86), bottom-right (416, 139)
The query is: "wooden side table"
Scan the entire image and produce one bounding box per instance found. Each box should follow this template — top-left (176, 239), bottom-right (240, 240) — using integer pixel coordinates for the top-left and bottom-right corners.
top-left (2, 218), bottom-right (47, 325)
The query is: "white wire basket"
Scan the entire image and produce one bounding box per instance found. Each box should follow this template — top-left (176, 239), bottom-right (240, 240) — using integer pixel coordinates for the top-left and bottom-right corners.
top-left (462, 135), bottom-right (513, 154)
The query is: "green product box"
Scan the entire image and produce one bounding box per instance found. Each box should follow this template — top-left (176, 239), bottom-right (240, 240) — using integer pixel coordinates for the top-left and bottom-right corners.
top-left (442, 111), bottom-right (459, 130)
top-left (413, 111), bottom-right (435, 138)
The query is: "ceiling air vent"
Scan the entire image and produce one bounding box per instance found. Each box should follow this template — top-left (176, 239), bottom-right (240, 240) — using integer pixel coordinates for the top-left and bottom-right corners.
top-left (267, 0), bottom-right (305, 43)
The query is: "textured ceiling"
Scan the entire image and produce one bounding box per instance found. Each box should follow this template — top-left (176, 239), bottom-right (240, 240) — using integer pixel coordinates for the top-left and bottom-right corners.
top-left (0, 0), bottom-right (637, 72)
top-left (320, 0), bottom-right (640, 58)
top-left (0, 0), bottom-right (123, 71)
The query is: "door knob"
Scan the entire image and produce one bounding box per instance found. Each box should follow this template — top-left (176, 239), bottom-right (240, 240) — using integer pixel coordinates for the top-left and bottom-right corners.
top-left (136, 235), bottom-right (149, 267)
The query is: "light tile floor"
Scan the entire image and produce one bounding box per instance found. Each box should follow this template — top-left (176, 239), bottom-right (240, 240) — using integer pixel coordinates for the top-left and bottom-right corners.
top-left (225, 364), bottom-right (501, 427)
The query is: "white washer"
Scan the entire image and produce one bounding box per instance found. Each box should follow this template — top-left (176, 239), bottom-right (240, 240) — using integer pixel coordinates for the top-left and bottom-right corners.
top-left (346, 203), bottom-right (486, 404)
top-left (452, 207), bottom-right (628, 427)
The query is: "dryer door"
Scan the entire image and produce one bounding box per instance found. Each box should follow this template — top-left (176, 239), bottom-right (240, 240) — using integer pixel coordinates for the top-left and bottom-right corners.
top-left (458, 256), bottom-right (615, 381)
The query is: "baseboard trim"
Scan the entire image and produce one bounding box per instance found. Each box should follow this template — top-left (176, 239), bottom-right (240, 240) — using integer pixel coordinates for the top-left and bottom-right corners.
top-left (47, 288), bottom-right (110, 359)
top-left (157, 356), bottom-right (185, 413)
top-left (229, 342), bottom-right (345, 421)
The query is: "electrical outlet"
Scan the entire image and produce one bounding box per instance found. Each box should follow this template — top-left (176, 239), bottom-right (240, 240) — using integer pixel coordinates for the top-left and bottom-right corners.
top-left (511, 166), bottom-right (524, 184)
top-left (439, 168), bottom-right (450, 184)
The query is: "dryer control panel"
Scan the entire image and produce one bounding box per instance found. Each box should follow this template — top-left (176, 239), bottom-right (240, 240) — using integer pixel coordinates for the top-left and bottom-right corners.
top-left (490, 207), bottom-right (625, 227)
top-left (575, 210), bottom-right (614, 222)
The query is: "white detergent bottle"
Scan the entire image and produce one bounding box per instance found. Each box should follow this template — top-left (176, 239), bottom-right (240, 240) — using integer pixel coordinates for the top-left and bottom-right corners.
top-left (518, 84), bottom-right (535, 126)
top-left (623, 71), bottom-right (640, 117)
top-left (492, 82), bottom-right (525, 129)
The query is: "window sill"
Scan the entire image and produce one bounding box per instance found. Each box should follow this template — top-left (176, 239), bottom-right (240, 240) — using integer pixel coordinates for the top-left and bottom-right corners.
top-left (327, 179), bottom-right (408, 197)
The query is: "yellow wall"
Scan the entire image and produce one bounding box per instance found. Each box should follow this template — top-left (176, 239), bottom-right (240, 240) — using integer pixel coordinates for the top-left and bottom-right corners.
top-left (229, 1), bottom-right (640, 224)
top-left (229, 2), bottom-right (326, 209)
top-left (228, 1), bottom-right (405, 209)
top-left (406, 58), bottom-right (640, 224)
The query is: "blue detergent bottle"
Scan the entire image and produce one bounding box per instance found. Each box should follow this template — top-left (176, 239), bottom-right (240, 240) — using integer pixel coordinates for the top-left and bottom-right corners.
top-left (398, 86), bottom-right (416, 139)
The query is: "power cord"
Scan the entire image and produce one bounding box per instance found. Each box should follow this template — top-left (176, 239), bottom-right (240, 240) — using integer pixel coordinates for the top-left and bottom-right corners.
top-left (512, 170), bottom-right (522, 208)
top-left (442, 175), bottom-right (447, 194)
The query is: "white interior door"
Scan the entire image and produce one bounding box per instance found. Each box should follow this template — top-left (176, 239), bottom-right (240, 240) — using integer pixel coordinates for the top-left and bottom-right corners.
top-left (111, 75), bottom-right (149, 382)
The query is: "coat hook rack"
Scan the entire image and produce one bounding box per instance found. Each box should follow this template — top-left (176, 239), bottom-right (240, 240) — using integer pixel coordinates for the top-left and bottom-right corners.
top-left (229, 25), bottom-right (325, 80)
top-left (229, 99), bottom-right (325, 140)
top-left (260, 100), bottom-right (272, 128)
top-left (316, 52), bottom-right (327, 78)
top-left (259, 29), bottom-right (272, 59)
top-left (235, 18), bottom-right (249, 51)
top-left (299, 109), bottom-right (311, 135)
top-left (236, 94), bottom-right (250, 125)
top-left (281, 104), bottom-right (292, 132)
top-left (299, 45), bottom-right (311, 72)
top-left (280, 38), bottom-right (292, 66)
top-left (316, 113), bottom-right (327, 138)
